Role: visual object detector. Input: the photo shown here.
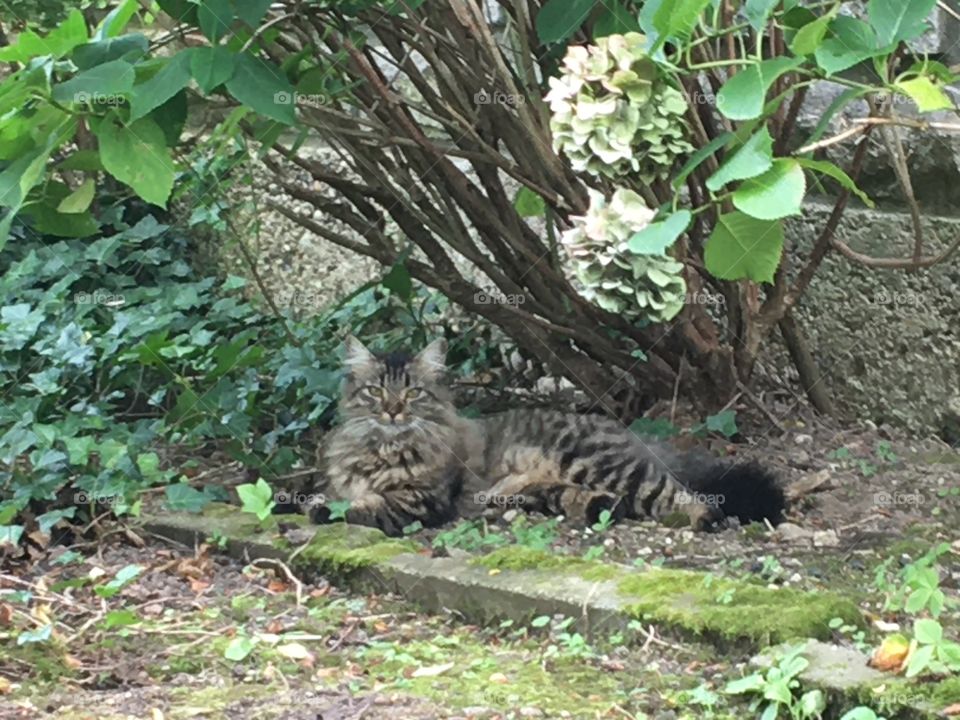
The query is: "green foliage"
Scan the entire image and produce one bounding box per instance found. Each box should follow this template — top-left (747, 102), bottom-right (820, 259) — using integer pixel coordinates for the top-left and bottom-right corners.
top-left (535, 0), bottom-right (951, 301)
top-left (237, 478), bottom-right (275, 522)
top-left (723, 642), bottom-right (826, 720)
top-left (0, 207), bottom-right (472, 539)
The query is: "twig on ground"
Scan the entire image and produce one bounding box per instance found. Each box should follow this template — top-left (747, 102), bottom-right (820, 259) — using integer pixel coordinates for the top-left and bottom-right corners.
top-left (251, 557), bottom-right (305, 606)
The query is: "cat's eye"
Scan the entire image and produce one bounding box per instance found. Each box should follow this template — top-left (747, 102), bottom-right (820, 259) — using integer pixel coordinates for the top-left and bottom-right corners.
top-left (365, 386), bottom-right (384, 398)
top-left (405, 388), bottom-right (423, 399)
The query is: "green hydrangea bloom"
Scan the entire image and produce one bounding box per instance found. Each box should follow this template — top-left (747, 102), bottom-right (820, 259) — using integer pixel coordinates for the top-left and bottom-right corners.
top-left (545, 32), bottom-right (693, 182)
top-left (561, 188), bottom-right (687, 322)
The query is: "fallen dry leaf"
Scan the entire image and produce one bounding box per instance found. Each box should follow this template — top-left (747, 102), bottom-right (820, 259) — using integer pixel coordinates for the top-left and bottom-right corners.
top-left (0, 677), bottom-right (11, 695)
top-left (942, 703), bottom-right (960, 716)
top-left (786, 469), bottom-right (834, 500)
top-left (189, 579), bottom-right (211, 594)
top-left (267, 580), bottom-right (288, 593)
top-left (489, 672), bottom-right (509, 684)
top-left (276, 643), bottom-right (313, 661)
top-left (62, 655), bottom-right (83, 670)
top-left (869, 634), bottom-right (911, 672)
top-left (0, 603), bottom-right (12, 626)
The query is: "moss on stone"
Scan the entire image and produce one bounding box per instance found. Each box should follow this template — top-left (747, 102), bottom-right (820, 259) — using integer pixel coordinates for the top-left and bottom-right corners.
top-left (865, 675), bottom-right (960, 711)
top-left (617, 568), bottom-right (862, 645)
top-left (288, 522), bottom-right (418, 576)
top-left (470, 546), bottom-right (572, 572)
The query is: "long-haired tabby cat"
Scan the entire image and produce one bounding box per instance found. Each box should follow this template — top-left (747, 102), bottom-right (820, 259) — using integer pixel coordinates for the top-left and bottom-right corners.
top-left (298, 336), bottom-right (786, 537)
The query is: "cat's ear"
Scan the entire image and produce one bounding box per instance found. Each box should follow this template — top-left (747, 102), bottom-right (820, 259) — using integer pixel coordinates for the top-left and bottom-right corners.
top-left (410, 337), bottom-right (447, 380)
top-left (342, 335), bottom-right (378, 378)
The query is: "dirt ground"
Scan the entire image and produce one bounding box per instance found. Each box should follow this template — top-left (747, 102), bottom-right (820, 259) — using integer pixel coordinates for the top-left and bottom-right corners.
top-left (2, 413), bottom-right (959, 720)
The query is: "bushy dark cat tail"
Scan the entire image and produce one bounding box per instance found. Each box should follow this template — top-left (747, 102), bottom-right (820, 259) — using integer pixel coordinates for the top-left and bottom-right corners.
top-left (688, 460), bottom-right (787, 526)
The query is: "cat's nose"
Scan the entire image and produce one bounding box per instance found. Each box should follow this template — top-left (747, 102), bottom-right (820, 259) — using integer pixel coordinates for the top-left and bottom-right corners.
top-left (383, 403), bottom-right (405, 421)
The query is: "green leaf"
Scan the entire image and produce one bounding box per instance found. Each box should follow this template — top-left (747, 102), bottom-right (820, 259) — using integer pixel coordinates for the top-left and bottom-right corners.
top-left (628, 210), bottom-right (691, 254)
top-left (672, 131), bottom-right (736, 189)
top-left (905, 643), bottom-right (935, 678)
top-left (237, 478), bottom-right (275, 521)
top-left (531, 615), bottom-right (551, 628)
top-left (225, 54), bottom-right (297, 125)
top-left (224, 635), bottom-right (257, 661)
top-left (0, 9), bottom-right (87, 62)
top-left (535, 0), bottom-right (596, 44)
top-left (95, 0), bottom-right (139, 39)
top-left (514, 187), bottom-right (546, 217)
top-left (914, 618), bottom-right (943, 645)
top-left (17, 624), bottom-right (52, 645)
top-left (103, 609), bottom-right (140, 628)
top-left (744, 0), bottom-right (780, 31)
top-left (191, 46), bottom-right (237, 93)
top-left (56, 179), bottom-right (95, 214)
top-left (58, 150), bottom-right (104, 172)
top-left (705, 409), bottom-right (738, 438)
top-left (790, 12), bottom-right (834, 56)
top-left (704, 212), bottom-right (784, 284)
top-left (593, 1), bottom-right (641, 38)
top-left (716, 57), bottom-right (803, 120)
top-left (199, 0), bottom-right (234, 43)
top-left (130, 50), bottom-right (194, 121)
top-left (51, 59), bottom-right (136, 104)
top-left (382, 263), bottom-right (413, 301)
top-left (705, 127), bottom-right (774, 192)
top-left (97, 116), bottom-right (175, 208)
top-left (796, 158), bottom-right (874, 208)
top-left (0, 525), bottom-right (24, 546)
top-left (732, 159), bottom-right (806, 220)
top-left (653, 0), bottom-right (711, 42)
top-left (165, 484), bottom-right (211, 513)
top-left (868, 0), bottom-right (937, 46)
top-left (815, 17), bottom-right (887, 75)
top-left (234, 0), bottom-right (273, 28)
top-left (894, 76), bottom-right (953, 113)
top-left (72, 34), bottom-right (149, 69)
top-left (724, 672), bottom-right (766, 694)
top-left (95, 564), bottom-right (143, 598)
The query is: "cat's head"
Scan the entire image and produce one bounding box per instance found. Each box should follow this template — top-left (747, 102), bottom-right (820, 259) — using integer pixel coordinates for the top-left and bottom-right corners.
top-left (338, 336), bottom-right (454, 428)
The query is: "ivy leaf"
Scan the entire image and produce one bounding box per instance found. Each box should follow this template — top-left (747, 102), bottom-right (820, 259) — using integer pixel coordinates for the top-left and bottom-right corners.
top-left (0, 525), bottom-right (24, 546)
top-left (165, 483), bottom-right (211, 513)
top-left (796, 158), bottom-right (874, 208)
top-left (95, 564), bottom-right (143, 598)
top-left (514, 187), bottom-right (546, 217)
top-left (224, 54), bottom-right (296, 125)
top-left (56, 179), bottom-right (95, 214)
top-left (535, 0), bottom-right (595, 44)
top-left (716, 57), bottom-right (802, 120)
top-left (628, 210), bottom-right (691, 255)
top-left (237, 478), bottom-right (275, 521)
top-left (705, 409), bottom-right (738, 438)
top-left (868, 0), bottom-right (937, 46)
top-left (17, 624), bottom-right (52, 645)
top-left (704, 212), bottom-right (784, 284)
top-left (732, 159), bottom-right (806, 220)
top-left (705, 127), bottom-right (773, 191)
top-left (894, 76), bottom-right (954, 113)
top-left (97, 116), bottom-right (175, 208)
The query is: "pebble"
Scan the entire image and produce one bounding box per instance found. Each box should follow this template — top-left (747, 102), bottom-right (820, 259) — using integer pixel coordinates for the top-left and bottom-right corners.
top-left (502, 509), bottom-right (518, 523)
top-left (795, 434), bottom-right (813, 445)
top-left (789, 572), bottom-right (803, 583)
top-left (603, 538), bottom-right (615, 548)
top-left (775, 522), bottom-right (813, 543)
top-left (813, 529), bottom-right (840, 547)
top-left (520, 709), bottom-right (544, 718)
top-left (463, 708), bottom-right (495, 718)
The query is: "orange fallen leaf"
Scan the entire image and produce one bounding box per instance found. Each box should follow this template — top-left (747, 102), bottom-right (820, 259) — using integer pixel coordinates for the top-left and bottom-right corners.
top-left (869, 634), bottom-right (911, 672)
top-left (62, 654), bottom-right (83, 670)
top-left (489, 672), bottom-right (509, 684)
top-left (0, 603), bottom-right (12, 626)
top-left (189, 579), bottom-right (211, 594)
top-left (0, 677), bottom-right (11, 694)
top-left (265, 620), bottom-right (285, 634)
top-left (309, 586), bottom-right (330, 598)
top-left (942, 703), bottom-right (960, 716)
top-left (267, 580), bottom-right (288, 593)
